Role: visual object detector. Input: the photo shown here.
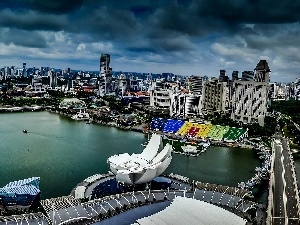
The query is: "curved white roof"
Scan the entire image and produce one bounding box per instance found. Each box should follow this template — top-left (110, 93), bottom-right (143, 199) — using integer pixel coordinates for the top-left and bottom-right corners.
top-left (135, 196), bottom-right (246, 225)
top-left (108, 134), bottom-right (172, 184)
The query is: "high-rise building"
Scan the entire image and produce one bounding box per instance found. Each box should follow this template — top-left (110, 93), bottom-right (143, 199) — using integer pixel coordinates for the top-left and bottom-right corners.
top-left (49, 70), bottom-right (57, 89)
top-left (201, 79), bottom-right (227, 113)
top-left (100, 54), bottom-right (110, 76)
top-left (22, 63), bottom-right (27, 77)
top-left (232, 71), bottom-right (239, 81)
top-left (189, 76), bottom-right (203, 95)
top-left (99, 54), bottom-right (113, 96)
top-left (268, 83), bottom-right (277, 100)
top-left (294, 78), bottom-right (300, 100)
top-left (241, 71), bottom-right (254, 81)
top-left (254, 60), bottom-right (271, 82)
top-left (231, 81), bottom-right (268, 126)
top-left (219, 70), bottom-right (226, 82)
top-left (231, 60), bottom-right (270, 126)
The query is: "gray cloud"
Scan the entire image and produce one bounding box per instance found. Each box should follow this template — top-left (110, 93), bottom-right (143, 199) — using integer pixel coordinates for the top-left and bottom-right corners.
top-left (0, 28), bottom-right (48, 48)
top-left (0, 9), bottom-right (68, 31)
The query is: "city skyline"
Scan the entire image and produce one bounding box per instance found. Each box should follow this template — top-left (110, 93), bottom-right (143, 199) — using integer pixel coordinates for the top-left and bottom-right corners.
top-left (0, 1), bottom-right (299, 82)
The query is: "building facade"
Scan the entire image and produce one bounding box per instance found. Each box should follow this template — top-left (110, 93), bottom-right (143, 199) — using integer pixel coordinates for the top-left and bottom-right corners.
top-left (189, 75), bottom-right (203, 95)
top-left (254, 60), bottom-right (271, 82)
top-left (201, 79), bottom-right (227, 113)
top-left (231, 81), bottom-right (268, 126)
top-left (170, 93), bottom-right (202, 118)
top-left (99, 54), bottom-right (113, 96)
top-left (0, 177), bottom-right (41, 208)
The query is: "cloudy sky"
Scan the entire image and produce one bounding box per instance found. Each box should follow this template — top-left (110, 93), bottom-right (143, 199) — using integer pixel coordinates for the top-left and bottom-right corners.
top-left (0, 0), bottom-right (299, 82)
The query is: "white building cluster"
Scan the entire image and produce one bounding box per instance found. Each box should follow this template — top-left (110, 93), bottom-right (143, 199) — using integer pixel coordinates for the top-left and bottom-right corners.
top-left (148, 60), bottom-right (276, 126)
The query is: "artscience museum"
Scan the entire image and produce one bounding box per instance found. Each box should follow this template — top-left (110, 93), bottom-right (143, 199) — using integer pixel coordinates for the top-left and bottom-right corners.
top-left (107, 134), bottom-right (172, 184)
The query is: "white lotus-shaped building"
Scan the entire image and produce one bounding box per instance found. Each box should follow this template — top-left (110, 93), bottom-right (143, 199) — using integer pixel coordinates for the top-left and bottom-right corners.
top-left (107, 134), bottom-right (172, 184)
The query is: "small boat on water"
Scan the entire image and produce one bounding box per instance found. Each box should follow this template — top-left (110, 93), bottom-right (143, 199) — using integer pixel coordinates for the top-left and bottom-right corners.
top-left (71, 109), bottom-right (90, 121)
top-left (23, 130), bottom-right (27, 133)
top-left (181, 145), bottom-right (198, 154)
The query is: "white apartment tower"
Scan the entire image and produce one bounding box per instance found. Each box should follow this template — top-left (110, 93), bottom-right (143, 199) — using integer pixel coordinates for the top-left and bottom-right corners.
top-left (231, 81), bottom-right (268, 126)
top-left (294, 78), bottom-right (300, 100)
top-left (231, 60), bottom-right (270, 126)
top-left (49, 70), bottom-right (57, 89)
top-left (99, 54), bottom-right (113, 96)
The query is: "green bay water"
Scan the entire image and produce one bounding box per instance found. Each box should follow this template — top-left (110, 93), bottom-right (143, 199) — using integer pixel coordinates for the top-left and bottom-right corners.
top-left (0, 111), bottom-right (281, 199)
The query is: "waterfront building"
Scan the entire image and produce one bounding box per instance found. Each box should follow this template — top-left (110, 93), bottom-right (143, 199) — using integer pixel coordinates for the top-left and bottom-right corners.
top-left (231, 81), bottom-right (268, 126)
top-left (201, 78), bottom-right (227, 113)
top-left (230, 60), bottom-right (271, 126)
top-left (0, 177), bottom-right (40, 208)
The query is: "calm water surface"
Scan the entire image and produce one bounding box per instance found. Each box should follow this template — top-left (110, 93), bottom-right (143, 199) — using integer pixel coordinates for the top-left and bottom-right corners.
top-left (0, 111), bottom-right (291, 200)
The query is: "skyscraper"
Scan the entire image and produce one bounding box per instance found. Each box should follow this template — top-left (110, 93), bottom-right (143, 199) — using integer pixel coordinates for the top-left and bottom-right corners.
top-left (22, 63), bottom-right (27, 77)
top-left (232, 71), bottom-right (239, 81)
top-left (99, 54), bottom-right (113, 96)
top-left (189, 75), bottom-right (203, 95)
top-left (219, 70), bottom-right (226, 82)
top-left (231, 60), bottom-right (270, 126)
top-left (49, 70), bottom-right (57, 89)
top-left (100, 54), bottom-right (111, 76)
top-left (254, 60), bottom-right (271, 82)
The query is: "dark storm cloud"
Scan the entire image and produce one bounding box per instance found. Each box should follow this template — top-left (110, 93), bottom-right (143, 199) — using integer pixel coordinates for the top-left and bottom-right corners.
top-left (237, 24), bottom-right (300, 50)
top-left (30, 0), bottom-right (84, 14)
top-left (0, 9), bottom-right (68, 31)
top-left (75, 6), bottom-right (140, 41)
top-left (193, 0), bottom-right (300, 24)
top-left (0, 0), bottom-right (299, 38)
top-left (0, 0), bottom-right (84, 14)
top-left (0, 28), bottom-right (48, 48)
